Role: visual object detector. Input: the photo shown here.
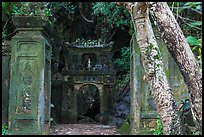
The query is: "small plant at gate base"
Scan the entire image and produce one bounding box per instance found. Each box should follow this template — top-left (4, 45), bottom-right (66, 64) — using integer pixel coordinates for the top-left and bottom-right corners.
top-left (2, 125), bottom-right (8, 135)
top-left (150, 118), bottom-right (163, 135)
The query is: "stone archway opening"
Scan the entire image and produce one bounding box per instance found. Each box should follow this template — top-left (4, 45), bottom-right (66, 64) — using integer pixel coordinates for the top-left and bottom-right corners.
top-left (77, 84), bottom-right (100, 123)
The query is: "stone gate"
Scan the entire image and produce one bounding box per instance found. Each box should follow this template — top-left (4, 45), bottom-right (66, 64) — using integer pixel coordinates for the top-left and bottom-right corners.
top-left (51, 40), bottom-right (116, 123)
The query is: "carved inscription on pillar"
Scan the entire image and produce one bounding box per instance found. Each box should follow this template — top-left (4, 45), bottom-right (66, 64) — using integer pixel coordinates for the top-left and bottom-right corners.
top-left (16, 58), bottom-right (37, 115)
top-left (21, 62), bottom-right (33, 113)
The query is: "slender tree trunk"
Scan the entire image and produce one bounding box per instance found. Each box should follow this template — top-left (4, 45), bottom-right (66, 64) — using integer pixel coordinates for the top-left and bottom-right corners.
top-left (146, 2), bottom-right (202, 134)
top-left (117, 2), bottom-right (183, 135)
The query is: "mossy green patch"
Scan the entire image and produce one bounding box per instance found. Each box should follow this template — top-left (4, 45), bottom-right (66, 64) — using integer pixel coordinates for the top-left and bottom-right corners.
top-left (118, 114), bottom-right (131, 135)
top-left (119, 120), bottom-right (131, 135)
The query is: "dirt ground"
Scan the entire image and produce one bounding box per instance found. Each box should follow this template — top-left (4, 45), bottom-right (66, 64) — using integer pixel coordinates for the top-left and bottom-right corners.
top-left (49, 123), bottom-right (121, 135)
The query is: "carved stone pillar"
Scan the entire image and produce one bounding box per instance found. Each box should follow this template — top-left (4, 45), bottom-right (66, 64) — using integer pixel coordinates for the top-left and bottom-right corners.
top-left (97, 84), bottom-right (104, 114)
top-left (2, 41), bottom-right (11, 126)
top-left (8, 16), bottom-right (52, 135)
top-left (61, 84), bottom-right (77, 123)
top-left (130, 39), bottom-right (141, 135)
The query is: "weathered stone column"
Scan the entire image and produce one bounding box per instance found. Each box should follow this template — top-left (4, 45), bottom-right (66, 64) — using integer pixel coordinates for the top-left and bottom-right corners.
top-left (8, 16), bottom-right (52, 135)
top-left (61, 84), bottom-right (77, 123)
top-left (2, 41), bottom-right (11, 126)
top-left (130, 37), bottom-right (141, 135)
top-left (103, 85), bottom-right (113, 113)
top-left (65, 84), bottom-right (77, 122)
top-left (98, 84), bottom-right (104, 114)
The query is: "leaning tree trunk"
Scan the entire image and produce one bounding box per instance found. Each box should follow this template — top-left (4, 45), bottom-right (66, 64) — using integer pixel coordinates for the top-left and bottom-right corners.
top-left (116, 2), bottom-right (183, 135)
top-left (146, 2), bottom-right (202, 134)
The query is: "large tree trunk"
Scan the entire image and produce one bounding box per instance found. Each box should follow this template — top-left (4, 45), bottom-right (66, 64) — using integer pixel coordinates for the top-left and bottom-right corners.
top-left (117, 2), bottom-right (183, 135)
top-left (146, 2), bottom-right (202, 134)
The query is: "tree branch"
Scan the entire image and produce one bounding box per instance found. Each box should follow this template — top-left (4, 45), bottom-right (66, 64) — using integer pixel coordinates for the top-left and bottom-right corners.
top-left (176, 14), bottom-right (202, 31)
top-left (173, 12), bottom-right (201, 22)
top-left (171, 6), bottom-right (202, 15)
top-left (78, 2), bottom-right (94, 23)
top-left (3, 17), bottom-right (11, 32)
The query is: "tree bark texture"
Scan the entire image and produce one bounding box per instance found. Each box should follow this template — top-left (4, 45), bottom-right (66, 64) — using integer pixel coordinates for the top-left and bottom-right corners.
top-left (118, 2), bottom-right (183, 135)
top-left (146, 2), bottom-right (202, 134)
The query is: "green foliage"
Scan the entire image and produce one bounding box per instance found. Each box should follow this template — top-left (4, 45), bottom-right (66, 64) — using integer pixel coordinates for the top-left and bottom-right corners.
top-left (113, 73), bottom-right (130, 102)
top-left (186, 36), bottom-right (201, 46)
top-left (184, 2), bottom-right (202, 9)
top-left (2, 2), bottom-right (51, 20)
top-left (119, 114), bottom-right (131, 135)
top-left (164, 67), bottom-right (169, 78)
top-left (11, 2), bottom-right (45, 16)
top-left (2, 2), bottom-right (16, 20)
top-left (2, 2), bottom-right (18, 40)
top-left (170, 2), bottom-right (202, 14)
top-left (92, 2), bottom-right (130, 29)
top-left (2, 125), bottom-right (8, 135)
top-left (150, 118), bottom-right (163, 135)
top-left (2, 2), bottom-right (53, 40)
top-left (169, 2), bottom-right (202, 75)
top-left (114, 47), bottom-right (130, 71)
top-left (47, 2), bottom-right (77, 15)
top-left (169, 2), bottom-right (202, 37)
top-left (186, 36), bottom-right (202, 73)
top-left (92, 2), bottom-right (130, 40)
top-left (115, 73), bottom-right (129, 88)
top-left (113, 46), bottom-right (130, 102)
top-left (190, 21), bottom-right (202, 27)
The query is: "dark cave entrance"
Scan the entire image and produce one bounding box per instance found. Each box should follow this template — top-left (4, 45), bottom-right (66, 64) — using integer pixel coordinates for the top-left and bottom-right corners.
top-left (77, 84), bottom-right (100, 123)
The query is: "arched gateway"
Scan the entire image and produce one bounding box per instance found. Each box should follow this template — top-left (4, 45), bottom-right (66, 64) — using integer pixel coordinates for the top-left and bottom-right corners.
top-left (76, 84), bottom-right (100, 122)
